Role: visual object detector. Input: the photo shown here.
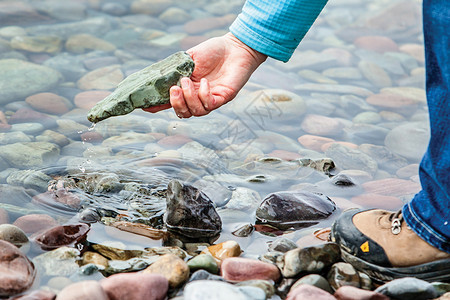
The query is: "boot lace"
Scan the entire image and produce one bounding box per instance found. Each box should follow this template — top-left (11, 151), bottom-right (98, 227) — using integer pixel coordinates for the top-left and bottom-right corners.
top-left (389, 210), bottom-right (403, 235)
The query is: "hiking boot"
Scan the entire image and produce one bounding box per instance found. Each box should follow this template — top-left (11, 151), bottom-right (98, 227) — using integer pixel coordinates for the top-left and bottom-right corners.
top-left (330, 208), bottom-right (450, 283)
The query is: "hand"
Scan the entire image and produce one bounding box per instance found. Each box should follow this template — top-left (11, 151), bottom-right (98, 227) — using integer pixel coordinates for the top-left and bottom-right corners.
top-left (143, 32), bottom-right (267, 118)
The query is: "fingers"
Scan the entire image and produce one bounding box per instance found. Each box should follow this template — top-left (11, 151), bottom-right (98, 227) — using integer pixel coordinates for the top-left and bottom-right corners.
top-left (170, 77), bottom-right (212, 118)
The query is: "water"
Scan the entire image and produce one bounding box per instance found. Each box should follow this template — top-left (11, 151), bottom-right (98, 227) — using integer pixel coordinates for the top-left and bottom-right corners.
top-left (0, 0), bottom-right (426, 295)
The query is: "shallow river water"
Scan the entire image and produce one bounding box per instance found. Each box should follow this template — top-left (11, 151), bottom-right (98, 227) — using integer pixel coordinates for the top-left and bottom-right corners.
top-left (0, 0), bottom-right (429, 298)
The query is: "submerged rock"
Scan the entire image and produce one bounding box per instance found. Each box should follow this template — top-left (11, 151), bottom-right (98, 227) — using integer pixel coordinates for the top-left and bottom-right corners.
top-left (256, 190), bottom-right (336, 229)
top-left (87, 51), bottom-right (194, 123)
top-left (0, 240), bottom-right (35, 297)
top-left (164, 180), bottom-right (222, 239)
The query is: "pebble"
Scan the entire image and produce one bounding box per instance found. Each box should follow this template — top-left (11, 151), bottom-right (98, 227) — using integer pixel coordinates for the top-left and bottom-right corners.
top-left (184, 280), bottom-right (266, 300)
top-left (0, 208), bottom-right (8, 224)
top-left (322, 67), bottom-right (362, 80)
top-left (130, 0), bottom-right (172, 16)
top-left (325, 144), bottom-right (378, 175)
top-left (301, 114), bottom-right (344, 137)
top-left (375, 277), bottom-right (438, 300)
top-left (294, 83), bottom-right (373, 97)
top-left (287, 284), bottom-right (335, 300)
top-left (334, 286), bottom-right (389, 300)
top-left (362, 178), bottom-right (421, 197)
top-left (327, 262), bottom-right (360, 291)
top-left (159, 7), bottom-right (191, 25)
top-left (366, 93), bottom-right (419, 109)
top-left (354, 36), bottom-right (399, 53)
top-left (291, 274), bottom-right (333, 294)
top-left (65, 34), bottom-right (116, 53)
top-left (56, 280), bottom-right (108, 300)
top-left (74, 90), bottom-right (112, 110)
top-left (36, 130), bottom-right (70, 147)
top-left (187, 254), bottom-right (219, 274)
top-left (143, 254), bottom-right (189, 288)
top-left (14, 289), bottom-right (56, 300)
top-left (32, 246), bottom-right (80, 277)
top-left (0, 224), bottom-right (28, 246)
top-left (11, 35), bottom-right (62, 53)
top-left (0, 240), bottom-right (35, 297)
top-left (256, 190), bottom-right (336, 229)
top-left (0, 142), bottom-right (60, 169)
top-left (358, 61), bottom-right (392, 88)
top-left (298, 135), bottom-right (335, 152)
top-left (77, 65), bottom-right (124, 90)
top-left (281, 243), bottom-right (341, 277)
top-left (34, 223), bottom-right (90, 251)
top-left (81, 251), bottom-right (109, 269)
top-left (236, 280), bottom-right (276, 298)
top-left (351, 193), bottom-right (403, 210)
top-left (221, 257), bottom-right (281, 282)
top-left (269, 237), bottom-right (298, 253)
top-left (101, 273), bottom-right (168, 300)
top-left (25, 92), bottom-right (72, 115)
top-left (0, 59), bottom-right (62, 105)
top-left (12, 214), bottom-right (57, 234)
top-left (200, 240), bottom-right (242, 264)
top-left (184, 14), bottom-right (236, 34)
top-left (8, 107), bottom-right (56, 128)
top-left (0, 26), bottom-right (27, 39)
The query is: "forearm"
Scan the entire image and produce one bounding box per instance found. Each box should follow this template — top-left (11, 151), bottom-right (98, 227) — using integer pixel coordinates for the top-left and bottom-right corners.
top-left (229, 0), bottom-right (328, 62)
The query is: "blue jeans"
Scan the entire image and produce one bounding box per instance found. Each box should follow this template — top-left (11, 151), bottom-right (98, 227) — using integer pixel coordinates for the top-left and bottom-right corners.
top-left (402, 0), bottom-right (450, 253)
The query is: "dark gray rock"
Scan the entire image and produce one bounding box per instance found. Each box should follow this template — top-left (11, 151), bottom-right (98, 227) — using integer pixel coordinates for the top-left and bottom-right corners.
top-left (164, 180), bottom-right (222, 239)
top-left (375, 277), bottom-right (438, 300)
top-left (256, 190), bottom-right (336, 229)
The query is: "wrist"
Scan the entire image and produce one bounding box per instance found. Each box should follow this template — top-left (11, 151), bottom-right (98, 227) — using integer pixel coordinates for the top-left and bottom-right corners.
top-left (224, 32), bottom-right (268, 65)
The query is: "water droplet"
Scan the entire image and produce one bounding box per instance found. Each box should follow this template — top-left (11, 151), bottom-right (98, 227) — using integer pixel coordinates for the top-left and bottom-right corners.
top-left (445, 221), bottom-right (448, 226)
top-left (88, 123), bottom-right (96, 131)
top-left (78, 165), bottom-right (86, 173)
top-left (172, 126), bottom-right (177, 130)
top-left (77, 130), bottom-right (83, 134)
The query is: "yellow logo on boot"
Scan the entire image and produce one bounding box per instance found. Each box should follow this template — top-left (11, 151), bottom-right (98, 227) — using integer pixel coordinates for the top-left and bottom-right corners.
top-left (360, 241), bottom-right (369, 252)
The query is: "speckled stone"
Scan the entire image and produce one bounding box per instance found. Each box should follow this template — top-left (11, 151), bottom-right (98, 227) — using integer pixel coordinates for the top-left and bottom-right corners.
top-left (143, 254), bottom-right (189, 288)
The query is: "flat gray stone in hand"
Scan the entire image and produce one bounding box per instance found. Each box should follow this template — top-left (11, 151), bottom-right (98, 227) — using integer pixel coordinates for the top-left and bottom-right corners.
top-left (87, 51), bottom-right (194, 123)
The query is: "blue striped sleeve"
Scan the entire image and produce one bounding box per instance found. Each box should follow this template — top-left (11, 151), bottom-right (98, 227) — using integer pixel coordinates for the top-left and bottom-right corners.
top-left (229, 0), bottom-right (328, 62)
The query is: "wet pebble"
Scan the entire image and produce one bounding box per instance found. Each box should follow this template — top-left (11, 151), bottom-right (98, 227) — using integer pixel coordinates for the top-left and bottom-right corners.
top-left (221, 257), bottom-right (281, 282)
top-left (187, 254), bottom-right (218, 274)
top-left (12, 214), bottom-right (57, 234)
top-left (143, 254), bottom-right (189, 288)
top-left (0, 142), bottom-right (60, 169)
top-left (184, 280), bottom-right (266, 300)
top-left (281, 243), bottom-right (341, 277)
top-left (358, 61), bottom-right (392, 88)
top-left (375, 277), bottom-right (438, 300)
top-left (200, 240), bottom-right (242, 264)
top-left (65, 34), bottom-right (116, 53)
top-left (34, 223), bottom-right (90, 251)
top-left (256, 190), bottom-right (336, 229)
top-left (81, 251), bottom-right (108, 269)
top-left (298, 135), bottom-right (335, 152)
top-left (362, 178), bottom-right (421, 197)
top-left (0, 59), bottom-right (62, 105)
top-left (165, 180), bottom-right (222, 239)
top-left (327, 262), bottom-right (360, 291)
top-left (301, 114), bottom-right (344, 137)
top-left (32, 246), bottom-right (80, 277)
top-left (101, 273), bottom-right (168, 300)
top-left (291, 274), bottom-right (333, 294)
top-left (354, 36), bottom-right (398, 53)
top-left (159, 7), bottom-right (191, 25)
top-left (351, 193), bottom-right (403, 210)
top-left (9, 107), bottom-right (57, 128)
top-left (56, 280), bottom-right (108, 300)
top-left (11, 35), bottom-right (62, 54)
top-left (325, 144), bottom-right (378, 175)
top-left (269, 237), bottom-right (298, 253)
top-left (334, 286), bottom-right (389, 300)
top-left (0, 208), bottom-right (8, 224)
top-left (77, 65), bottom-right (123, 90)
top-left (25, 92), bottom-right (72, 115)
top-left (0, 240), bottom-right (35, 297)
top-left (385, 122), bottom-right (429, 161)
top-left (287, 284), bottom-right (335, 300)
top-left (0, 224), bottom-right (28, 247)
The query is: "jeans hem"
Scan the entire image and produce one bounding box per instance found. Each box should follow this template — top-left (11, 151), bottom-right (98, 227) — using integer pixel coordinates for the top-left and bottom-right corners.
top-left (403, 201), bottom-right (450, 253)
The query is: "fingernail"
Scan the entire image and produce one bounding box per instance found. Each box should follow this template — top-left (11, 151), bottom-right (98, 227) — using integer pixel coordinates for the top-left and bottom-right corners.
top-left (181, 77), bottom-right (189, 87)
top-left (171, 88), bottom-right (179, 97)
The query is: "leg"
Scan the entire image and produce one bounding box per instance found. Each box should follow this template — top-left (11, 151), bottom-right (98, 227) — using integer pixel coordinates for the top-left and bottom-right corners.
top-left (402, 0), bottom-right (450, 253)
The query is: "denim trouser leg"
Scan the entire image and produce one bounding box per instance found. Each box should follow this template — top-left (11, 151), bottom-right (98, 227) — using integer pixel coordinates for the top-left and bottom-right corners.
top-left (402, 0), bottom-right (450, 253)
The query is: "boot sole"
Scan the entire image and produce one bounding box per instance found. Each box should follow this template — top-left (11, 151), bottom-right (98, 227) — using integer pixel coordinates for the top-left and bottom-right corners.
top-left (339, 235), bottom-right (450, 283)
